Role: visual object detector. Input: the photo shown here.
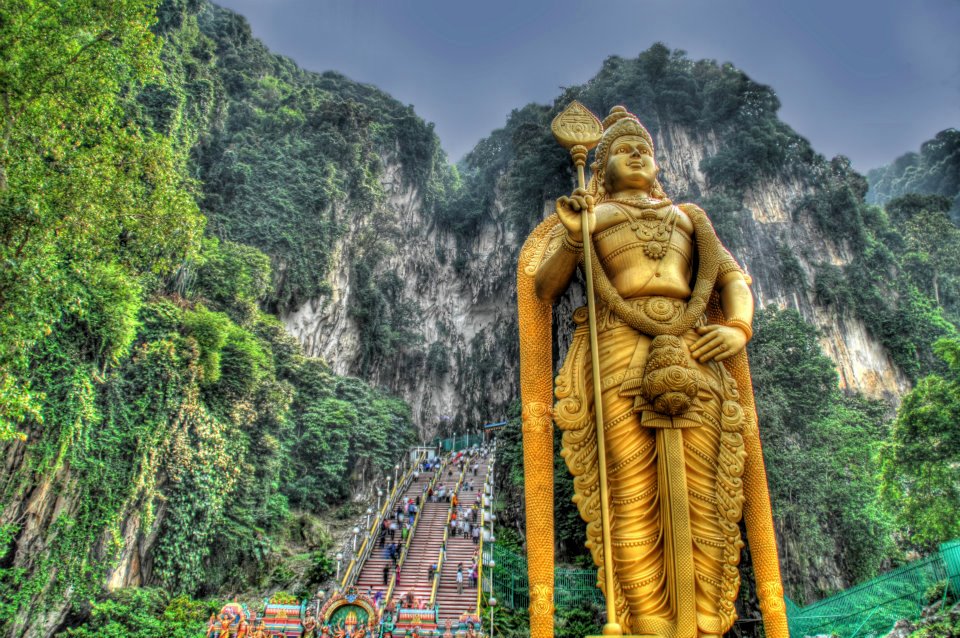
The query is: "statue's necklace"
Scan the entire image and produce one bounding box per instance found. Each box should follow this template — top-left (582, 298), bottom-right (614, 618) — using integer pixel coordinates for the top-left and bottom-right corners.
top-left (609, 194), bottom-right (671, 210)
top-left (610, 198), bottom-right (678, 260)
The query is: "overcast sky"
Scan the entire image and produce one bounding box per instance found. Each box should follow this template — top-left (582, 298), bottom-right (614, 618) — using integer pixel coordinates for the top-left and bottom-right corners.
top-left (211, 0), bottom-right (960, 172)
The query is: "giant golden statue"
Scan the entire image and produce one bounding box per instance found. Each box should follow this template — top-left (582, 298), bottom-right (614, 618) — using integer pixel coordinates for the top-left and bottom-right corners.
top-left (517, 104), bottom-right (787, 638)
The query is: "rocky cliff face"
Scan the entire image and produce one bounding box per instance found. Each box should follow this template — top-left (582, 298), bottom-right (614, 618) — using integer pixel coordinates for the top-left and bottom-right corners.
top-left (283, 119), bottom-right (911, 441)
top-left (0, 439), bottom-right (164, 638)
top-left (283, 157), bottom-right (526, 438)
top-left (654, 123), bottom-right (911, 399)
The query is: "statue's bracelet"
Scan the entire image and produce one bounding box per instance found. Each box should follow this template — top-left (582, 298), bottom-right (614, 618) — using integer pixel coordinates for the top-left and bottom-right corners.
top-left (725, 318), bottom-right (753, 342)
top-left (562, 233), bottom-right (584, 254)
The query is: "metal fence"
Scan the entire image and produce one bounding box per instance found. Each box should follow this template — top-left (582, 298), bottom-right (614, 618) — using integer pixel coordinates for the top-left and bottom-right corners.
top-left (554, 568), bottom-right (604, 609)
top-left (438, 433), bottom-right (486, 453)
top-left (485, 544), bottom-right (603, 611)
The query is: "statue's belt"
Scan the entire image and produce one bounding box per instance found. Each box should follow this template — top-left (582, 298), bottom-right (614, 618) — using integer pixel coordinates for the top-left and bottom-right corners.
top-left (573, 296), bottom-right (714, 429)
top-left (573, 295), bottom-right (696, 334)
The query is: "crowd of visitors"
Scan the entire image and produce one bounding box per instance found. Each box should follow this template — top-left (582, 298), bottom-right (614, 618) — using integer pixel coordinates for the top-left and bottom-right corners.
top-left (362, 443), bottom-right (494, 614)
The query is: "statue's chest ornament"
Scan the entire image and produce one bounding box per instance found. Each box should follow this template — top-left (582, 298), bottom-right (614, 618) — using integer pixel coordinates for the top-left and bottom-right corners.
top-left (609, 199), bottom-right (679, 260)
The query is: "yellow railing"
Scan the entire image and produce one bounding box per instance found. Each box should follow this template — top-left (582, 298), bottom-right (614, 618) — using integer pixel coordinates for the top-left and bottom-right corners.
top-left (429, 461), bottom-right (468, 608)
top-left (475, 502), bottom-right (485, 615)
top-left (341, 451), bottom-right (426, 589)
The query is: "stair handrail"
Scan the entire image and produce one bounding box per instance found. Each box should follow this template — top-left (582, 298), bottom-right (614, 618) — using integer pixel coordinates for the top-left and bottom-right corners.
top-left (341, 450), bottom-right (426, 589)
top-left (384, 457), bottom-right (447, 609)
top-left (475, 489), bottom-right (486, 616)
top-left (428, 458), bottom-right (469, 607)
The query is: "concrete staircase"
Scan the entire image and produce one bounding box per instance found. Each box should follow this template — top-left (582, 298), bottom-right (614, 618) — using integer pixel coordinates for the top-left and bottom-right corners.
top-left (434, 457), bottom-right (490, 627)
top-left (349, 449), bottom-right (494, 630)
top-left (355, 466), bottom-right (435, 599)
top-left (389, 496), bottom-right (447, 608)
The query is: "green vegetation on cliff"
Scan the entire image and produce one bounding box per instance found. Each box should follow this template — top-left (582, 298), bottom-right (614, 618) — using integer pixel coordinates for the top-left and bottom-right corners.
top-left (749, 307), bottom-right (893, 601)
top-left (0, 0), bottom-right (203, 441)
top-left (435, 44), bottom-right (817, 244)
top-left (61, 588), bottom-right (214, 638)
top-left (799, 160), bottom-right (958, 381)
top-left (881, 336), bottom-right (960, 551)
top-left (189, 3), bottom-right (456, 314)
top-left (0, 3), bottom-right (417, 636)
top-left (868, 129), bottom-right (960, 220)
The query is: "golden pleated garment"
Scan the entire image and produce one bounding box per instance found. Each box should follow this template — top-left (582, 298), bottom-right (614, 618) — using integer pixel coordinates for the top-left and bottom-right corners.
top-left (555, 303), bottom-right (747, 638)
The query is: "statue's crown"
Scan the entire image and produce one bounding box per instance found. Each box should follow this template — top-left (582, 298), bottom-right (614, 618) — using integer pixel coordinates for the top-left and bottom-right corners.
top-left (601, 105), bottom-right (636, 130)
top-left (593, 106), bottom-right (655, 174)
top-left (588, 105), bottom-right (667, 201)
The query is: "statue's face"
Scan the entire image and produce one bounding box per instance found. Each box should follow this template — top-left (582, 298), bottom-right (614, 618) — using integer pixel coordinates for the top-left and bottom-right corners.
top-left (604, 135), bottom-right (658, 194)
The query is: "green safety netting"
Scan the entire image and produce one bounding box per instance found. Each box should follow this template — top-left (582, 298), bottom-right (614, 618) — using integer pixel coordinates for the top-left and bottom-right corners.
top-left (483, 544), bottom-right (603, 611)
top-left (943, 539), bottom-right (960, 598)
top-left (437, 433), bottom-right (487, 453)
top-left (786, 548), bottom-right (952, 638)
top-left (484, 540), bottom-right (960, 638)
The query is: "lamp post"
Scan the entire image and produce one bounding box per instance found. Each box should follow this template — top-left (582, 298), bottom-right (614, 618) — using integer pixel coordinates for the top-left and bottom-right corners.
top-left (352, 526), bottom-right (360, 553)
top-left (488, 591), bottom-right (497, 638)
top-left (336, 552), bottom-right (343, 581)
top-left (366, 507), bottom-right (373, 530)
top-left (377, 488), bottom-right (383, 512)
top-left (315, 589), bottom-right (325, 618)
top-left (487, 464), bottom-right (495, 541)
top-left (484, 456), bottom-right (497, 638)
top-left (394, 463), bottom-right (400, 486)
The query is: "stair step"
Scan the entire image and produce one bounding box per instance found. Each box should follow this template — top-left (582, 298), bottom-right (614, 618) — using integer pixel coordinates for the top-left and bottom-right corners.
top-left (352, 454), bottom-right (494, 616)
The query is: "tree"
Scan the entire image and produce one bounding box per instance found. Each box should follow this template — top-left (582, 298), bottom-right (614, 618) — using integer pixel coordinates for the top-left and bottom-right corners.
top-left (749, 307), bottom-right (892, 600)
top-left (0, 0), bottom-right (203, 438)
top-left (881, 336), bottom-right (960, 551)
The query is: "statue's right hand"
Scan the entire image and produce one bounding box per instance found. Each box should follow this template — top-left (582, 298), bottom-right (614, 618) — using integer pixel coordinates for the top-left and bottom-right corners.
top-left (555, 188), bottom-right (594, 242)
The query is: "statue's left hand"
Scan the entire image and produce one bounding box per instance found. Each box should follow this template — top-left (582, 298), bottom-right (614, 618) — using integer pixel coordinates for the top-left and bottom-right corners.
top-left (691, 324), bottom-right (747, 363)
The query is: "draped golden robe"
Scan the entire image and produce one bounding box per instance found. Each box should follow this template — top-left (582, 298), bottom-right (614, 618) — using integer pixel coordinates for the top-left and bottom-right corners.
top-left (555, 301), bottom-right (745, 636)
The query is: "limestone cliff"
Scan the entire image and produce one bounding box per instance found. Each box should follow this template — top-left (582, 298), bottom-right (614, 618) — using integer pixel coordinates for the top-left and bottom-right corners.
top-left (284, 157), bottom-right (526, 437)
top-left (282, 119), bottom-right (911, 442)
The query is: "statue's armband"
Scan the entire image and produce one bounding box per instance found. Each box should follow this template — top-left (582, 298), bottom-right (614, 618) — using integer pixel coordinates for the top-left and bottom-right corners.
top-left (531, 219), bottom-right (580, 302)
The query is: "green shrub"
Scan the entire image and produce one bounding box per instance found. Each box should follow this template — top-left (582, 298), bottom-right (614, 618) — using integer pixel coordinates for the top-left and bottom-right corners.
top-left (216, 327), bottom-right (270, 397)
top-left (60, 588), bottom-right (215, 638)
top-left (307, 551), bottom-right (335, 584)
top-left (182, 305), bottom-right (231, 383)
top-left (79, 263), bottom-right (143, 366)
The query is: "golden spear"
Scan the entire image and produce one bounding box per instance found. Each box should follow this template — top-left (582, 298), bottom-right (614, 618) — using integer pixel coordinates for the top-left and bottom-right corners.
top-left (550, 101), bottom-right (622, 636)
